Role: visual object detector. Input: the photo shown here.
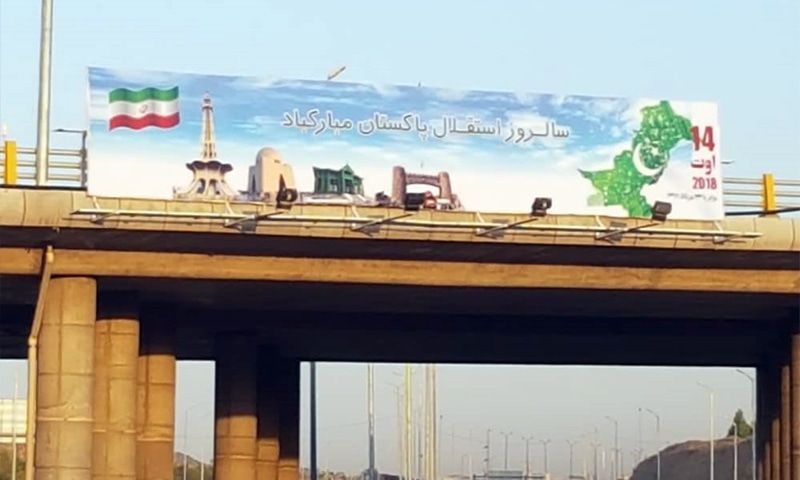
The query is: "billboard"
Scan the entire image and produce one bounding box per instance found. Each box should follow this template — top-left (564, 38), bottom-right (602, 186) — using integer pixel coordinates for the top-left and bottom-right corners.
top-left (86, 67), bottom-right (723, 220)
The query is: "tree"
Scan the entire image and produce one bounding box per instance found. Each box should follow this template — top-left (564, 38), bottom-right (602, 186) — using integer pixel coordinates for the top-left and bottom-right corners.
top-left (728, 408), bottom-right (754, 438)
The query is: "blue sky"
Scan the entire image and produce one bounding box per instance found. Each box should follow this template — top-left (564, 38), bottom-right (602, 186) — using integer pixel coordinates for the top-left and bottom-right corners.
top-left (1, 0), bottom-right (798, 477)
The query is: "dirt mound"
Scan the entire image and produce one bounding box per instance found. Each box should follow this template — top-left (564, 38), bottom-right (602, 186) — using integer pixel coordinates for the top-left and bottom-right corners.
top-left (630, 436), bottom-right (752, 480)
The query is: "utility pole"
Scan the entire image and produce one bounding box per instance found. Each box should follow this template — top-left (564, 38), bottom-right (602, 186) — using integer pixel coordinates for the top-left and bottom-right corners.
top-left (539, 439), bottom-right (551, 476)
top-left (500, 431), bottom-right (512, 470)
top-left (367, 363), bottom-right (376, 480)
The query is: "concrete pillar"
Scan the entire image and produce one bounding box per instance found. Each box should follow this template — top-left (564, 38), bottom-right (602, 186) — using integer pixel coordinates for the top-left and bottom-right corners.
top-left (771, 361), bottom-right (781, 480)
top-left (257, 348), bottom-right (280, 480)
top-left (792, 331), bottom-right (800, 480)
top-left (93, 294), bottom-right (139, 480)
top-left (214, 333), bottom-right (259, 480)
top-left (758, 364), bottom-right (769, 480)
top-left (780, 360), bottom-right (790, 480)
top-left (277, 359), bottom-right (300, 480)
top-left (136, 313), bottom-right (176, 480)
top-left (35, 277), bottom-right (97, 480)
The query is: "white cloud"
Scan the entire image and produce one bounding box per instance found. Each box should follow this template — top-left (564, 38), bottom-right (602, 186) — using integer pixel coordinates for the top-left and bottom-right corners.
top-left (90, 67), bottom-right (181, 87)
top-left (227, 75), bottom-right (281, 90)
top-left (89, 89), bottom-right (109, 121)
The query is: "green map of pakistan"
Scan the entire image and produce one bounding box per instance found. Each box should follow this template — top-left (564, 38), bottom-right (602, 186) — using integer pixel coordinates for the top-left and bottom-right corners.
top-left (579, 101), bottom-right (692, 218)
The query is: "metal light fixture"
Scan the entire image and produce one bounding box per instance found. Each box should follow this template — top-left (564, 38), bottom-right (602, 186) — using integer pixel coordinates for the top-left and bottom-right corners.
top-left (403, 192), bottom-right (427, 211)
top-left (530, 197), bottom-right (552, 217)
top-left (276, 187), bottom-right (298, 209)
top-left (651, 201), bottom-right (672, 222)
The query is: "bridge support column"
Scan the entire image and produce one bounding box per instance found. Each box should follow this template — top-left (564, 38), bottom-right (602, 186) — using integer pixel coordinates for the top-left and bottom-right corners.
top-left (93, 294), bottom-right (139, 480)
top-left (214, 333), bottom-right (259, 480)
top-left (277, 359), bottom-right (300, 480)
top-left (792, 329), bottom-right (800, 480)
top-left (136, 313), bottom-right (176, 480)
top-left (35, 277), bottom-right (97, 480)
top-left (758, 364), bottom-right (769, 480)
top-left (257, 347), bottom-right (280, 480)
top-left (780, 354), bottom-right (791, 480)
top-left (771, 361), bottom-right (782, 480)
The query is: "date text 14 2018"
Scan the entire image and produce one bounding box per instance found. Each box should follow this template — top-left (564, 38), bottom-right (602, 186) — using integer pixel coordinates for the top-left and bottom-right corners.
top-left (690, 125), bottom-right (718, 190)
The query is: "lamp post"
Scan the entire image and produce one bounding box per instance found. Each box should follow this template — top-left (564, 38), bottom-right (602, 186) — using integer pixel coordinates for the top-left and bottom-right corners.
top-left (731, 417), bottom-right (739, 480)
top-left (538, 439), bottom-right (551, 475)
top-left (183, 404), bottom-right (209, 480)
top-left (643, 409), bottom-right (661, 480)
top-left (735, 369), bottom-right (756, 480)
top-left (367, 363), bottom-right (376, 480)
top-left (605, 416), bottom-right (620, 480)
top-left (309, 66), bottom-right (348, 480)
top-left (697, 382), bottom-right (715, 480)
top-left (523, 436), bottom-right (533, 477)
top-left (566, 439), bottom-right (578, 477)
top-left (500, 431), bottom-right (512, 470)
top-left (35, 0), bottom-right (54, 185)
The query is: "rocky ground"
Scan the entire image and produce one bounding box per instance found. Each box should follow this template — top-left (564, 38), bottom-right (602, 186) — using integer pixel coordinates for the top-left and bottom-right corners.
top-left (630, 436), bottom-right (753, 480)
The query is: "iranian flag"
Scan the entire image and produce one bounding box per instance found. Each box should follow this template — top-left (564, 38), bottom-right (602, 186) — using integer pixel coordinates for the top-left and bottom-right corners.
top-left (107, 86), bottom-right (180, 131)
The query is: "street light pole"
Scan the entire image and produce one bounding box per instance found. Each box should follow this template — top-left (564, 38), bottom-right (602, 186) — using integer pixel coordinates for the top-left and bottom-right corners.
top-left (523, 436), bottom-right (533, 477)
top-left (644, 409), bottom-right (661, 480)
top-left (698, 382), bottom-right (715, 480)
top-left (605, 416), bottom-right (620, 480)
top-left (566, 440), bottom-right (578, 477)
top-left (538, 439), bottom-right (551, 475)
top-left (736, 369), bottom-right (757, 480)
top-left (34, 0), bottom-right (54, 185)
top-left (368, 363), bottom-right (376, 480)
top-left (500, 431), bottom-right (512, 470)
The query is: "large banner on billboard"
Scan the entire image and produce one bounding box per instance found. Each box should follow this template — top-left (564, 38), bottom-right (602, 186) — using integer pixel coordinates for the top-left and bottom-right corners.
top-left (86, 67), bottom-right (723, 220)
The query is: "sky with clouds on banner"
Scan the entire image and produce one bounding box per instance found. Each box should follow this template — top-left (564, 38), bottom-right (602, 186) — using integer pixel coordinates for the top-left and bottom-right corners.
top-left (1, 0), bottom-right (798, 477)
top-left (87, 67), bottom-right (715, 218)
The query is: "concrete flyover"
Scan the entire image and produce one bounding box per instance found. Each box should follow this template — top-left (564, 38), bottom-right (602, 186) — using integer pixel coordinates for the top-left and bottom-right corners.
top-left (0, 185), bottom-right (799, 480)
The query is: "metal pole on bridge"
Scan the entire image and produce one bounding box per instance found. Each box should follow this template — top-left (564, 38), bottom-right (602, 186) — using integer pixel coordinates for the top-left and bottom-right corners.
top-left (34, 0), bottom-right (54, 185)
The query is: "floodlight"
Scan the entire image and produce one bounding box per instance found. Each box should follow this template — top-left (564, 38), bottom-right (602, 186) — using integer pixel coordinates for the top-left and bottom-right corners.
top-left (276, 187), bottom-right (298, 209)
top-left (530, 197), bottom-right (552, 217)
top-left (651, 201), bottom-right (672, 222)
top-left (403, 192), bottom-right (426, 211)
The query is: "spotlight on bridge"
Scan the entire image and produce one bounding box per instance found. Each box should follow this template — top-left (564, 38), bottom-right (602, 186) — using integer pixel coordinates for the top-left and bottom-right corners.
top-left (276, 187), bottom-right (298, 209)
top-left (651, 201), bottom-right (672, 222)
top-left (403, 192), bottom-right (426, 211)
top-left (530, 197), bottom-right (552, 217)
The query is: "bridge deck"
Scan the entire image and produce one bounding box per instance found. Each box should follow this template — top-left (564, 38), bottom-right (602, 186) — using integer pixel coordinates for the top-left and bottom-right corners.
top-left (0, 187), bottom-right (797, 366)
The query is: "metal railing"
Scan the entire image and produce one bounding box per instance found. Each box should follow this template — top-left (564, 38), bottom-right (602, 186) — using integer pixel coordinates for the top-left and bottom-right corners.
top-left (722, 175), bottom-right (800, 213)
top-left (1, 140), bottom-right (86, 187)
top-left (1, 140), bottom-right (798, 216)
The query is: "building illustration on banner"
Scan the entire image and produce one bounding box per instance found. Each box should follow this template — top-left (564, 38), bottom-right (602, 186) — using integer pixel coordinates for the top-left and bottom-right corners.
top-left (86, 67), bottom-right (723, 220)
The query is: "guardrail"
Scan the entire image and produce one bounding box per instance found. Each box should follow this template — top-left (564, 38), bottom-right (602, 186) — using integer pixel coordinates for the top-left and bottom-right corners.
top-left (1, 140), bottom-right (86, 187)
top-left (1, 139), bottom-right (798, 216)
